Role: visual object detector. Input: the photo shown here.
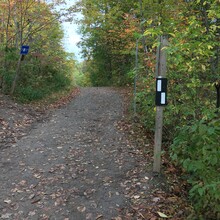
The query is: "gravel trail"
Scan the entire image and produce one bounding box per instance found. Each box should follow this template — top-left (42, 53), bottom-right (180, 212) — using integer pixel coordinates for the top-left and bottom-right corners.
top-left (0, 88), bottom-right (142, 220)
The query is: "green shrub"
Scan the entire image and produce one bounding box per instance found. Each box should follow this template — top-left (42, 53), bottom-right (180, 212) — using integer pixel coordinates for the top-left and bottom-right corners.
top-left (17, 86), bottom-right (44, 102)
top-left (134, 75), bottom-right (156, 129)
top-left (50, 72), bottom-right (71, 91)
top-left (74, 71), bottom-right (91, 87)
top-left (1, 70), bottom-right (16, 93)
top-left (171, 110), bottom-right (220, 219)
top-left (14, 63), bottom-right (72, 103)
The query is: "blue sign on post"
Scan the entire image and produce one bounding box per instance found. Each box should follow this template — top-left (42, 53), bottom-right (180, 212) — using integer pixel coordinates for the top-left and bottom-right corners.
top-left (20, 45), bottom-right (30, 55)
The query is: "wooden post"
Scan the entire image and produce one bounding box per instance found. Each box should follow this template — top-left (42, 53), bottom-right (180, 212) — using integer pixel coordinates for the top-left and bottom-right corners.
top-left (153, 36), bottom-right (168, 173)
top-left (10, 54), bottom-right (23, 95)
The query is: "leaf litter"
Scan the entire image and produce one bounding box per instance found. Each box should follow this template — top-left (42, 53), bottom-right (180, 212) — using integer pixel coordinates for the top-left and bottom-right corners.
top-left (0, 88), bottom-right (191, 219)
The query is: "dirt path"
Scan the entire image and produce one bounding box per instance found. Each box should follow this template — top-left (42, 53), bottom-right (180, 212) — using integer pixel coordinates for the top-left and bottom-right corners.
top-left (0, 88), bottom-right (150, 220)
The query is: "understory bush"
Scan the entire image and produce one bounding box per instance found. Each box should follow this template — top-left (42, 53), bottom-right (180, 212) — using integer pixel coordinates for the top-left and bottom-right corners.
top-left (17, 86), bottom-right (44, 102)
top-left (15, 64), bottom-right (72, 102)
top-left (171, 110), bottom-right (220, 219)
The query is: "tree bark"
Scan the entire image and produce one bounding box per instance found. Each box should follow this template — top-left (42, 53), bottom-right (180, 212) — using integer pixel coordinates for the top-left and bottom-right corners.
top-left (215, 82), bottom-right (220, 109)
top-left (139, 0), bottom-right (148, 75)
top-left (153, 36), bottom-right (168, 173)
top-left (10, 55), bottom-right (23, 95)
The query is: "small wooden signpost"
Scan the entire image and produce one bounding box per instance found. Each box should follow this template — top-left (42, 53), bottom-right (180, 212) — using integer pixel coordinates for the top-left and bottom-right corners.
top-left (153, 36), bottom-right (168, 173)
top-left (10, 45), bottom-right (30, 95)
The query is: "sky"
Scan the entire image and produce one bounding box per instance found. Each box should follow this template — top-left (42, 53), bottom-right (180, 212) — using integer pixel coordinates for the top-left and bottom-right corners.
top-left (62, 21), bottom-right (82, 61)
top-left (61, 0), bottom-right (83, 61)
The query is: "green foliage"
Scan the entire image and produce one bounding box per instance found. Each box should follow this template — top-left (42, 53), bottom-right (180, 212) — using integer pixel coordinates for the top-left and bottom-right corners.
top-left (77, 0), bottom-right (137, 86)
top-left (14, 59), bottom-right (73, 102)
top-left (17, 86), bottom-right (44, 102)
top-left (171, 111), bottom-right (220, 219)
top-left (0, 69), bottom-right (16, 93)
top-left (74, 71), bottom-right (91, 87)
top-left (135, 74), bottom-right (156, 129)
top-left (129, 0), bottom-right (220, 218)
top-left (72, 61), bottom-right (92, 87)
top-left (0, 0), bottom-right (76, 102)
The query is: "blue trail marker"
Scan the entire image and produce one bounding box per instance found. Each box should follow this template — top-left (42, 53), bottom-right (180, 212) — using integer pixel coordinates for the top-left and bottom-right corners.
top-left (20, 45), bottom-right (30, 55)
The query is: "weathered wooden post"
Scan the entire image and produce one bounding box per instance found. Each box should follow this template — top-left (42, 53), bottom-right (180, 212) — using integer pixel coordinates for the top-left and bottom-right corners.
top-left (10, 45), bottom-right (29, 95)
top-left (153, 36), bottom-right (168, 173)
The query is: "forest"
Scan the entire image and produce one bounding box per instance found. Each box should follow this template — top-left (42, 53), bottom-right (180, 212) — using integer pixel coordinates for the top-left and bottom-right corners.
top-left (0, 0), bottom-right (220, 219)
top-left (74, 0), bottom-right (220, 218)
top-left (0, 0), bottom-right (75, 102)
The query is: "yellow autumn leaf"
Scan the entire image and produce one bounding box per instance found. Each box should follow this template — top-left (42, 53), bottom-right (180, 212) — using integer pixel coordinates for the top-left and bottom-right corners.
top-left (144, 30), bottom-right (152, 35)
top-left (169, 33), bottom-right (176, 37)
top-left (147, 19), bottom-right (153, 25)
top-left (161, 46), bottom-right (168, 51)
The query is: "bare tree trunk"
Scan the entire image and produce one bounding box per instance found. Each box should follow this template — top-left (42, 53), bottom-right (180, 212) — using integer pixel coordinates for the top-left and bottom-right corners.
top-left (215, 82), bottom-right (220, 109)
top-left (139, 0), bottom-right (148, 76)
top-left (139, 0), bottom-right (147, 54)
top-left (1, 0), bottom-right (12, 93)
top-left (200, 1), bottom-right (220, 110)
top-left (10, 55), bottom-right (23, 95)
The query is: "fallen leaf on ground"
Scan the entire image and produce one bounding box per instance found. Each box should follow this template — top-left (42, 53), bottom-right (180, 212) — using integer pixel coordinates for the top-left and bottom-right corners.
top-left (4, 199), bottom-right (12, 204)
top-left (157, 211), bottom-right (169, 218)
top-left (77, 206), bottom-right (86, 213)
top-left (113, 217), bottom-right (122, 220)
top-left (96, 215), bottom-right (103, 219)
top-left (1, 213), bottom-right (13, 219)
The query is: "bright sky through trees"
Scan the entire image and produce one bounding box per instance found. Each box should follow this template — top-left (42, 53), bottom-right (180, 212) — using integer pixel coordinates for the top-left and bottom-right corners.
top-left (61, 0), bottom-right (82, 61)
top-left (62, 21), bottom-right (82, 60)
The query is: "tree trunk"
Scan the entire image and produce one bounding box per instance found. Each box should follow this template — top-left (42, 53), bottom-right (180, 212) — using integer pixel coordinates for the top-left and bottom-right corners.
top-left (10, 55), bottom-right (22, 95)
top-left (139, 0), bottom-right (148, 76)
top-left (215, 82), bottom-right (220, 109)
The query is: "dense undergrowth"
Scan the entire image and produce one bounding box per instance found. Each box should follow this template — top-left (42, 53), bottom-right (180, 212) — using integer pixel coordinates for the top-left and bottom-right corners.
top-left (1, 52), bottom-right (74, 103)
top-left (134, 73), bottom-right (220, 220)
top-left (171, 113), bottom-right (220, 219)
top-left (130, 1), bottom-right (220, 218)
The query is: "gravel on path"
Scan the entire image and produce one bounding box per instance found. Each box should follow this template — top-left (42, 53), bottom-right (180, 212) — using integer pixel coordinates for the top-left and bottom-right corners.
top-left (0, 87), bottom-right (148, 220)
